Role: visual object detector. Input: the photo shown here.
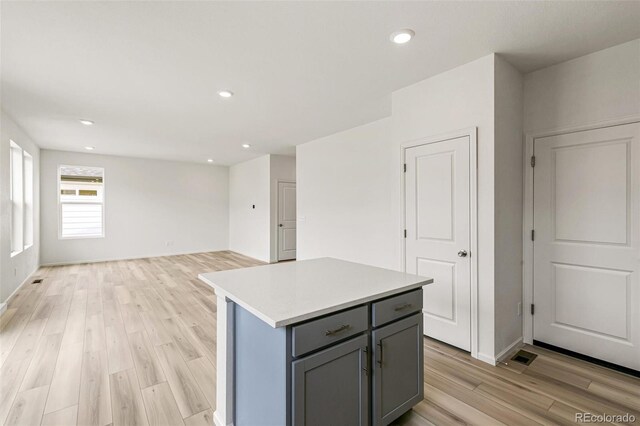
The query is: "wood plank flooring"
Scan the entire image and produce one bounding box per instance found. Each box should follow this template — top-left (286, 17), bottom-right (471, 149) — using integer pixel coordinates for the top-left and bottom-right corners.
top-left (0, 251), bottom-right (260, 426)
top-left (1, 251), bottom-right (638, 425)
top-left (393, 339), bottom-right (640, 425)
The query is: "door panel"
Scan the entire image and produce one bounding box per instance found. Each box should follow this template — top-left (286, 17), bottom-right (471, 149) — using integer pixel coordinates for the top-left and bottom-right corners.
top-left (416, 152), bottom-right (454, 240)
top-left (553, 142), bottom-right (629, 244)
top-left (417, 259), bottom-right (455, 321)
top-left (533, 122), bottom-right (640, 370)
top-left (282, 228), bottom-right (297, 251)
top-left (292, 334), bottom-right (368, 426)
top-left (405, 136), bottom-right (471, 351)
top-left (553, 263), bottom-right (629, 339)
top-left (278, 182), bottom-right (297, 261)
top-left (282, 185), bottom-right (297, 221)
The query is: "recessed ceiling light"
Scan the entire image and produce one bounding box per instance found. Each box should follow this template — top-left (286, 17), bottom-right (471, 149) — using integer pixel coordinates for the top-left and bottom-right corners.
top-left (79, 119), bottom-right (94, 126)
top-left (218, 90), bottom-right (234, 98)
top-left (242, 144), bottom-right (251, 149)
top-left (207, 159), bottom-right (214, 163)
top-left (390, 29), bottom-right (415, 44)
top-left (85, 146), bottom-right (95, 150)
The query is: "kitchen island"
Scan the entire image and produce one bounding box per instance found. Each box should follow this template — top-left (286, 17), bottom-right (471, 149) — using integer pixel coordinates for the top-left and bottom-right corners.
top-left (199, 258), bottom-right (433, 426)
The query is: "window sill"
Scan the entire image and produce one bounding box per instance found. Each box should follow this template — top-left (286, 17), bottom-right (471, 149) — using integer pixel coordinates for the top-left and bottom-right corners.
top-left (58, 235), bottom-right (105, 240)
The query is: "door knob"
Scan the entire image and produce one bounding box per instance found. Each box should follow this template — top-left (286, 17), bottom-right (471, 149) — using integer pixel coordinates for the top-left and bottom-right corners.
top-left (279, 224), bottom-right (283, 227)
top-left (457, 250), bottom-right (468, 258)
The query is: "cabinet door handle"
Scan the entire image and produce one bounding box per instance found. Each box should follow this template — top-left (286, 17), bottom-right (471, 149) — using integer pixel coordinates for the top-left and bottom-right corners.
top-left (394, 303), bottom-right (413, 311)
top-left (362, 346), bottom-right (369, 376)
top-left (377, 342), bottom-right (383, 367)
top-left (325, 324), bottom-right (350, 336)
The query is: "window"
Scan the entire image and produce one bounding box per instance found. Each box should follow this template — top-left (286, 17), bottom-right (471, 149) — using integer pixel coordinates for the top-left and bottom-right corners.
top-left (9, 141), bottom-right (24, 255)
top-left (59, 165), bottom-right (105, 238)
top-left (9, 140), bottom-right (34, 255)
top-left (24, 152), bottom-right (34, 248)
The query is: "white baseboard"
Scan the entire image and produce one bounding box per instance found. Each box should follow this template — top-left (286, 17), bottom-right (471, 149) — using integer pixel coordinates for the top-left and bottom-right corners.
top-left (213, 410), bottom-right (233, 426)
top-left (476, 352), bottom-right (497, 366)
top-left (496, 337), bottom-right (524, 363)
top-left (475, 337), bottom-right (524, 366)
top-left (1, 266), bottom-right (40, 311)
top-left (40, 248), bottom-right (229, 267)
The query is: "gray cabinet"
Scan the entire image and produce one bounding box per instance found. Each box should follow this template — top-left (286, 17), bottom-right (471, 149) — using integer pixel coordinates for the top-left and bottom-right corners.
top-left (372, 313), bottom-right (423, 426)
top-left (292, 334), bottom-right (369, 426)
top-left (233, 289), bottom-right (423, 426)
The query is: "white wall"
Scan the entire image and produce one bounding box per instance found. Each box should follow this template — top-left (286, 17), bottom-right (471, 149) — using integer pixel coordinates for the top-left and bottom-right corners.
top-left (40, 150), bottom-right (229, 265)
top-left (297, 54), bottom-right (527, 362)
top-left (229, 154), bottom-right (297, 263)
top-left (494, 56), bottom-right (524, 355)
top-left (269, 155), bottom-right (296, 262)
top-left (524, 39), bottom-right (640, 133)
top-left (520, 40), bottom-right (640, 350)
top-left (297, 118), bottom-right (396, 269)
top-left (229, 155), bottom-right (271, 262)
top-left (1, 111), bottom-right (40, 306)
top-left (297, 40), bottom-right (638, 362)
top-left (392, 54), bottom-right (498, 361)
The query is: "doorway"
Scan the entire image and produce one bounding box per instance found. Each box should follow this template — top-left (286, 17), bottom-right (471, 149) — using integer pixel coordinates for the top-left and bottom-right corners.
top-left (277, 181), bottom-right (297, 261)
top-left (403, 128), bottom-right (478, 354)
top-left (526, 121), bottom-right (640, 372)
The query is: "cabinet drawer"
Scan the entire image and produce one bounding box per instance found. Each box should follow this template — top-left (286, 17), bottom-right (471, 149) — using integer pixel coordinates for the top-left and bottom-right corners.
top-left (292, 306), bottom-right (368, 357)
top-left (372, 289), bottom-right (422, 327)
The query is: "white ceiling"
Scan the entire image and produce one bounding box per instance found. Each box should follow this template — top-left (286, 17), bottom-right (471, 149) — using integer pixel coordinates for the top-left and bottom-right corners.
top-left (2, 1), bottom-right (639, 165)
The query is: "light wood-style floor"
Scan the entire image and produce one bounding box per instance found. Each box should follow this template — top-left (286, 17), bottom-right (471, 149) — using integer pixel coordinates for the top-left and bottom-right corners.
top-left (0, 251), bottom-right (638, 426)
top-left (394, 340), bottom-right (640, 426)
top-left (0, 251), bottom-right (262, 426)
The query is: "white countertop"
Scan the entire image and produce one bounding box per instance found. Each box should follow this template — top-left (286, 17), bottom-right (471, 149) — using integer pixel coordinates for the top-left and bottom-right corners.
top-left (198, 258), bottom-right (433, 328)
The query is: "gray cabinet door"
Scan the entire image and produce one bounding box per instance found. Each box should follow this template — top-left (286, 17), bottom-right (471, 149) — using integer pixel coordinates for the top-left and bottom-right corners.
top-left (292, 334), bottom-right (369, 426)
top-left (372, 313), bottom-right (423, 426)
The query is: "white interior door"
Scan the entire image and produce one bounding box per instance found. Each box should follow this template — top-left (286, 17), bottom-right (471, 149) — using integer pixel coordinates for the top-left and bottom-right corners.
top-left (278, 182), bottom-right (297, 261)
top-left (533, 122), bottom-right (640, 371)
top-left (405, 136), bottom-right (472, 351)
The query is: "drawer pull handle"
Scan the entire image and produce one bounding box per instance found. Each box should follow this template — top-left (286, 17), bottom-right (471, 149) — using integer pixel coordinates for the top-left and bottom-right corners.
top-left (394, 303), bottom-right (413, 311)
top-left (325, 324), bottom-right (350, 336)
top-left (363, 346), bottom-right (369, 375)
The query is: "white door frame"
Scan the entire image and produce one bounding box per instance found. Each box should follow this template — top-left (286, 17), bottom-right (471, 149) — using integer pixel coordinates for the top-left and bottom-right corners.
top-left (276, 179), bottom-right (296, 262)
top-left (522, 115), bottom-right (640, 345)
top-left (401, 127), bottom-right (479, 359)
